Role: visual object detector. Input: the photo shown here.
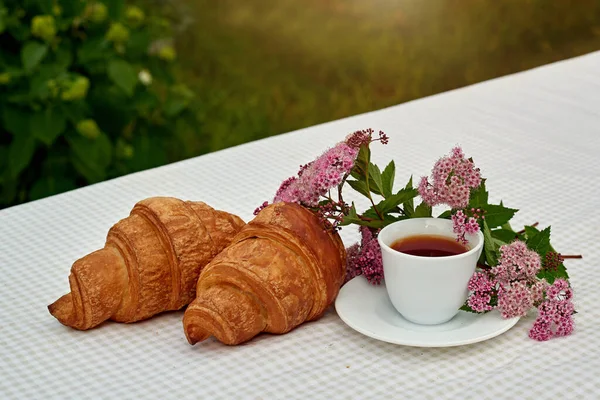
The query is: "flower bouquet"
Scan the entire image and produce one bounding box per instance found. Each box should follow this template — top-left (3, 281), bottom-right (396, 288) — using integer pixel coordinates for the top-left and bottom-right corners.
top-left (260, 129), bottom-right (579, 341)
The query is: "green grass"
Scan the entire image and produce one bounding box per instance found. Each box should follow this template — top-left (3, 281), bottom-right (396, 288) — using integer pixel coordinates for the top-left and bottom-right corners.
top-left (168, 0), bottom-right (600, 152)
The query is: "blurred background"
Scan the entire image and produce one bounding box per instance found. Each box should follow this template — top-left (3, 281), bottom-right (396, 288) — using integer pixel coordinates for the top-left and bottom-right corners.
top-left (1, 0), bottom-right (600, 209)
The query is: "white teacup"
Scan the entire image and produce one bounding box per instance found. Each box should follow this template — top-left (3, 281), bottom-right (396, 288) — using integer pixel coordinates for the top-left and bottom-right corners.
top-left (378, 218), bottom-right (484, 325)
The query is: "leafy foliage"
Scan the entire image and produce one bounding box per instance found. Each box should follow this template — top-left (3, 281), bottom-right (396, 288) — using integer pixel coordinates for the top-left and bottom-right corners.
top-left (341, 143), bottom-right (418, 229)
top-left (524, 225), bottom-right (570, 284)
top-left (341, 139), bottom-right (574, 295)
top-left (0, 0), bottom-right (201, 207)
top-left (462, 192), bottom-right (572, 297)
top-left (462, 185), bottom-right (569, 285)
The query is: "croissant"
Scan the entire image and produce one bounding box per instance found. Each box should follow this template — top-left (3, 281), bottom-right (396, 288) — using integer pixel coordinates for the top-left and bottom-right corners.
top-left (48, 197), bottom-right (245, 330)
top-left (183, 202), bottom-right (346, 345)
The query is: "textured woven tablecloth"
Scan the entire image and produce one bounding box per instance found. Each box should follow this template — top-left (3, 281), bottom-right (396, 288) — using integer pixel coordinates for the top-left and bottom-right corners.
top-left (2, 52), bottom-right (600, 400)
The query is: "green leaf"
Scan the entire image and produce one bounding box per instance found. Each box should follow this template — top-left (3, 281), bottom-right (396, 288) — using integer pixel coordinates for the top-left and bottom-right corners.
top-left (68, 132), bottom-right (113, 183)
top-left (87, 84), bottom-right (131, 132)
top-left (493, 238), bottom-right (507, 248)
top-left (381, 160), bottom-right (395, 198)
top-left (7, 19), bottom-right (30, 42)
top-left (35, 0), bottom-right (54, 14)
top-left (61, 101), bottom-right (90, 124)
top-left (363, 188), bottom-right (418, 219)
top-left (105, 0), bottom-right (125, 19)
top-left (482, 204), bottom-right (518, 228)
top-left (31, 107), bottom-right (67, 146)
top-left (478, 247), bottom-right (486, 265)
top-left (127, 30), bottom-right (152, 59)
top-left (29, 176), bottom-right (76, 201)
top-left (21, 41), bottom-right (49, 72)
top-left (366, 214), bottom-right (402, 229)
top-left (459, 304), bottom-right (481, 313)
top-left (537, 267), bottom-right (565, 285)
top-left (127, 132), bottom-right (167, 171)
top-left (413, 202), bottom-right (432, 218)
top-left (483, 220), bottom-right (498, 266)
top-left (78, 38), bottom-right (111, 63)
top-left (368, 163), bottom-right (384, 196)
top-left (0, 175), bottom-right (18, 205)
top-left (8, 133), bottom-right (36, 178)
top-left (437, 210), bottom-right (452, 219)
top-left (42, 150), bottom-right (71, 176)
top-left (28, 64), bottom-right (67, 100)
top-left (468, 179), bottom-right (488, 207)
top-left (347, 179), bottom-right (370, 198)
top-left (342, 215), bottom-right (398, 230)
top-left (7, 90), bottom-right (32, 105)
top-left (2, 106), bottom-right (30, 137)
top-left (54, 42), bottom-right (74, 70)
top-left (340, 202), bottom-right (400, 229)
top-left (526, 226), bottom-right (551, 258)
top-left (403, 175), bottom-right (414, 217)
top-left (524, 225), bottom-right (540, 240)
top-left (61, 1), bottom-right (87, 18)
top-left (393, 188), bottom-right (419, 211)
top-left (0, 147), bottom-right (7, 172)
top-left (491, 229), bottom-right (518, 244)
top-left (351, 144), bottom-right (370, 179)
top-left (555, 262), bottom-right (570, 281)
top-left (107, 59), bottom-right (138, 97)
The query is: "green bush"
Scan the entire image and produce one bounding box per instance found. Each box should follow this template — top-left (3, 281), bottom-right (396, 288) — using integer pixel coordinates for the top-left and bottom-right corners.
top-left (0, 0), bottom-right (200, 208)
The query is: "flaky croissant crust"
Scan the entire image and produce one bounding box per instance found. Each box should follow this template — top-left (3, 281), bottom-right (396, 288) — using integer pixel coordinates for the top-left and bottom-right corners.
top-left (49, 197), bottom-right (244, 330)
top-left (183, 202), bottom-right (346, 345)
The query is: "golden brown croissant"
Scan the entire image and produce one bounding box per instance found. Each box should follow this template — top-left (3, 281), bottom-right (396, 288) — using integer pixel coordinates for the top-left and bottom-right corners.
top-left (183, 202), bottom-right (346, 345)
top-left (48, 197), bottom-right (245, 330)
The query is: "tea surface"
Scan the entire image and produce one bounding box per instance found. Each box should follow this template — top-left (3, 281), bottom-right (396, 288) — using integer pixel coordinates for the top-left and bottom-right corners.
top-left (390, 235), bottom-right (468, 257)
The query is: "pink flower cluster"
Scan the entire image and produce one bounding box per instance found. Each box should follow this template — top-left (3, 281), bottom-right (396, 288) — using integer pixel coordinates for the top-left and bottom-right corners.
top-left (492, 241), bottom-right (543, 319)
top-left (451, 210), bottom-right (480, 245)
top-left (529, 279), bottom-right (575, 341)
top-left (466, 240), bottom-right (575, 340)
top-left (418, 146), bottom-right (481, 209)
top-left (530, 279), bottom-right (548, 304)
top-left (492, 241), bottom-right (541, 283)
top-left (467, 272), bottom-right (497, 312)
top-left (465, 240), bottom-right (544, 318)
top-left (497, 280), bottom-right (534, 319)
top-left (345, 226), bottom-right (384, 285)
top-left (273, 142), bottom-right (358, 207)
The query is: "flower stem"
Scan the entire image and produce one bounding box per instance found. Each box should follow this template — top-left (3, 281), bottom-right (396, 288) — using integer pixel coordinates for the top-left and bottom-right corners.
top-left (368, 196), bottom-right (384, 220)
top-left (338, 172), bottom-right (350, 205)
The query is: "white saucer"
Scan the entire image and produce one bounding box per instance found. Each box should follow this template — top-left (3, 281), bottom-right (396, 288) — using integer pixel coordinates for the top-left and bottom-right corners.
top-left (335, 276), bottom-right (520, 347)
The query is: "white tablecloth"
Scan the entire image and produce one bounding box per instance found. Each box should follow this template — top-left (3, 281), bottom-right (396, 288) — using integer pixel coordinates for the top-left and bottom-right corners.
top-left (2, 51), bottom-right (600, 400)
